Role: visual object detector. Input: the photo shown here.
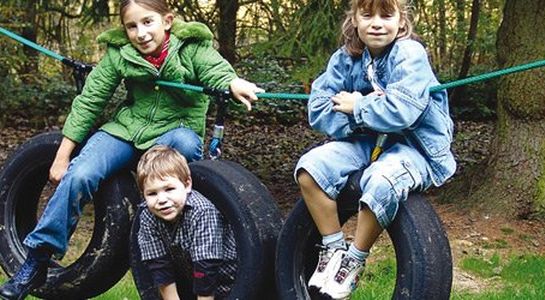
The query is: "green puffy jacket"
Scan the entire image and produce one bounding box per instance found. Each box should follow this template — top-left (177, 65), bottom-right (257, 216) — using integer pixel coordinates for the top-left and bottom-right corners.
top-left (62, 20), bottom-right (237, 149)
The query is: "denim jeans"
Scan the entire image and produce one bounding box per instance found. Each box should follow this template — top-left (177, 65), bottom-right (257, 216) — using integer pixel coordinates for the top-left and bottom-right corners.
top-left (295, 136), bottom-right (433, 229)
top-left (24, 127), bottom-right (202, 255)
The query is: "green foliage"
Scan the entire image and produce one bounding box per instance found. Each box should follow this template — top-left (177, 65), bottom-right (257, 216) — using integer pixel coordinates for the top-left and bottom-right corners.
top-left (0, 74), bottom-right (76, 128)
top-left (449, 81), bottom-right (497, 121)
top-left (252, 0), bottom-right (346, 85)
top-left (0, 0), bottom-right (506, 125)
top-left (229, 56), bottom-right (308, 126)
top-left (441, 66), bottom-right (498, 121)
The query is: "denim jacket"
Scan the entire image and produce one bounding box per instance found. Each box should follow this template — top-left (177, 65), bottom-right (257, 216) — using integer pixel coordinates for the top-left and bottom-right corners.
top-left (308, 39), bottom-right (456, 186)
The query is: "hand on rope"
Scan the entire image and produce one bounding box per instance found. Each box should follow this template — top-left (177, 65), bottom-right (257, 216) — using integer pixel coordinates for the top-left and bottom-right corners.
top-left (229, 78), bottom-right (265, 111)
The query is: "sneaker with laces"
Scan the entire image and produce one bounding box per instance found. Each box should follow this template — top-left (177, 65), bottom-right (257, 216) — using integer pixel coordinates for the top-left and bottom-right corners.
top-left (308, 245), bottom-right (346, 296)
top-left (320, 253), bottom-right (365, 300)
top-left (0, 253), bottom-right (49, 300)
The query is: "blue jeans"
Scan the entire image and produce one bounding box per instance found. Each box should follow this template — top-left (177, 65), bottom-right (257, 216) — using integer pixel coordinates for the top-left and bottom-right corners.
top-left (24, 127), bottom-right (202, 255)
top-left (295, 136), bottom-right (433, 228)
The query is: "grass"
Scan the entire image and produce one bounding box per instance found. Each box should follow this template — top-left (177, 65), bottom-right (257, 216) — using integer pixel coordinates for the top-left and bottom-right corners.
top-left (0, 271), bottom-right (139, 300)
top-left (1, 248), bottom-right (544, 299)
top-left (349, 253), bottom-right (545, 300)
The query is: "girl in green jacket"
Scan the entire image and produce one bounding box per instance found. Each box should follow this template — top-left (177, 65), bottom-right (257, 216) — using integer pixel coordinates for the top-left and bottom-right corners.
top-left (0, 0), bottom-right (263, 299)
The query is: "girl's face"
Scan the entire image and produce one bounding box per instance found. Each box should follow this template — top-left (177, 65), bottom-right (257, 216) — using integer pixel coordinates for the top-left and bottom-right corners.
top-left (352, 7), bottom-right (405, 57)
top-left (143, 176), bottom-right (191, 222)
top-left (122, 2), bottom-right (173, 57)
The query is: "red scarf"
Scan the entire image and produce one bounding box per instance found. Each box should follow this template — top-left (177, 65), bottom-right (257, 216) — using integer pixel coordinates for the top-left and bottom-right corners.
top-left (144, 31), bottom-right (170, 69)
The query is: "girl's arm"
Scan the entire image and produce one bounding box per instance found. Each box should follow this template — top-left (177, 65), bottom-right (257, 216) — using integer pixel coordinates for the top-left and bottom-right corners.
top-left (49, 137), bottom-right (77, 185)
top-left (62, 48), bottom-right (122, 145)
top-left (352, 41), bottom-right (443, 133)
top-left (308, 49), bottom-right (358, 139)
top-left (159, 283), bottom-right (181, 300)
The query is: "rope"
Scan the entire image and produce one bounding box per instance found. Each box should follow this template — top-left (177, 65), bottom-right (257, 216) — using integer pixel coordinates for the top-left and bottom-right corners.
top-left (0, 26), bottom-right (65, 62)
top-left (156, 57), bottom-right (545, 100)
top-left (2, 24), bottom-right (545, 98)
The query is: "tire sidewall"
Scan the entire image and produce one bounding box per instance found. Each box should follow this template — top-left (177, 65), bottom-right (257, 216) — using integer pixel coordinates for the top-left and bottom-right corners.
top-left (0, 131), bottom-right (137, 298)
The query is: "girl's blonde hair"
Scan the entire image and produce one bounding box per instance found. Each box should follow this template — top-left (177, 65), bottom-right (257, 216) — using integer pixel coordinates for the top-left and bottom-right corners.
top-left (342, 0), bottom-right (413, 57)
top-left (120, 0), bottom-right (172, 23)
top-left (136, 145), bottom-right (191, 192)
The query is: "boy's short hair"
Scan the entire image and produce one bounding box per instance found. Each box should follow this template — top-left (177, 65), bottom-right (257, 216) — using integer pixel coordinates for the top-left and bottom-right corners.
top-left (136, 145), bottom-right (191, 192)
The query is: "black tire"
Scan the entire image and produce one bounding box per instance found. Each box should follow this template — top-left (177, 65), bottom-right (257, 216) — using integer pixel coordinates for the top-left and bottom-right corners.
top-left (275, 171), bottom-right (452, 299)
top-left (0, 131), bottom-right (140, 298)
top-left (130, 159), bottom-right (283, 300)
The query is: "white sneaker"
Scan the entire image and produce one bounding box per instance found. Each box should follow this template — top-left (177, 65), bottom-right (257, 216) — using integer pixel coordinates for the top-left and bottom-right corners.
top-left (320, 253), bottom-right (365, 300)
top-left (308, 246), bottom-right (346, 295)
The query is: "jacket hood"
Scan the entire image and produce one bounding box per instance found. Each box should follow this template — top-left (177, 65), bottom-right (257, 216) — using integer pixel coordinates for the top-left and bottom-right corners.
top-left (96, 19), bottom-right (214, 47)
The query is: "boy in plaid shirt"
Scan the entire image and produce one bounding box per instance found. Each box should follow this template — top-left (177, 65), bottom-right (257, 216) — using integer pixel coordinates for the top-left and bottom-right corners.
top-left (136, 145), bottom-right (237, 299)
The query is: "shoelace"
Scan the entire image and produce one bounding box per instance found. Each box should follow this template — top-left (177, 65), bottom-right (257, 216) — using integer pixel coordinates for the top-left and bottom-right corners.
top-left (315, 244), bottom-right (334, 272)
top-left (8, 257), bottom-right (40, 289)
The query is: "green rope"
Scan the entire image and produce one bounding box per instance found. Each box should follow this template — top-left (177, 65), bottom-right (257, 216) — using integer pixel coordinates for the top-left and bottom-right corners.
top-left (159, 58), bottom-right (545, 100)
top-left (252, 58), bottom-right (545, 100)
top-left (0, 26), bottom-right (65, 62)
top-left (155, 80), bottom-right (204, 93)
top-left (429, 59), bottom-right (545, 93)
top-left (255, 92), bottom-right (310, 100)
top-left (2, 24), bottom-right (545, 100)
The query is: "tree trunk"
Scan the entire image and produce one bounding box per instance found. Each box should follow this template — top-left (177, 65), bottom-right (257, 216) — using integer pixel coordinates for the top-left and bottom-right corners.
top-left (217, 0), bottom-right (239, 63)
top-left (450, 0), bottom-right (480, 103)
top-left (21, 1), bottom-right (38, 75)
top-left (445, 0), bottom-right (545, 218)
top-left (436, 0), bottom-right (446, 68)
top-left (453, 0), bottom-right (465, 70)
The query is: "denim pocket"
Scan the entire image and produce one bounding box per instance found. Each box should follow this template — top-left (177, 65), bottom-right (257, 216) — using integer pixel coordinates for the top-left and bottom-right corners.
top-left (388, 160), bottom-right (422, 199)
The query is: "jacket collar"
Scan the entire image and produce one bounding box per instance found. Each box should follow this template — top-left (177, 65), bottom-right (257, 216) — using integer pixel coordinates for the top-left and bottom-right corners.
top-left (96, 19), bottom-right (213, 47)
top-left (119, 34), bottom-right (184, 72)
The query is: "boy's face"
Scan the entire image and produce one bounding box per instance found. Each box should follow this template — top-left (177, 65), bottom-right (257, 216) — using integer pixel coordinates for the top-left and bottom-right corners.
top-left (122, 3), bottom-right (173, 57)
top-left (143, 176), bottom-right (191, 222)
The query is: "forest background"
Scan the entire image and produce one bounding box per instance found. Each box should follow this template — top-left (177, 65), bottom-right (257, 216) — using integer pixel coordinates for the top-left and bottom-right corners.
top-left (1, 0), bottom-right (545, 298)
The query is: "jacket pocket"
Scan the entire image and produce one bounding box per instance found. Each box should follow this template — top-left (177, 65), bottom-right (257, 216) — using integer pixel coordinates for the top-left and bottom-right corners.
top-left (411, 101), bottom-right (452, 158)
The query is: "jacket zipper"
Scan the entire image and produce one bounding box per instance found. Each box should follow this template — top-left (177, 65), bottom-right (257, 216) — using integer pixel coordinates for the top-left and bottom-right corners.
top-left (128, 39), bottom-right (185, 143)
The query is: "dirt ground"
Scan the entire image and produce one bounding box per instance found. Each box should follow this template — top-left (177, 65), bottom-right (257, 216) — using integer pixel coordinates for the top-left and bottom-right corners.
top-left (1, 119), bottom-right (544, 294)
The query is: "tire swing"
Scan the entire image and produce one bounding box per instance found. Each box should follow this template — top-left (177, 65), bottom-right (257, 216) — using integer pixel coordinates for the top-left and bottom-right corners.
top-left (0, 131), bottom-right (140, 299)
top-left (130, 159), bottom-right (284, 300)
top-left (275, 169), bottom-right (453, 300)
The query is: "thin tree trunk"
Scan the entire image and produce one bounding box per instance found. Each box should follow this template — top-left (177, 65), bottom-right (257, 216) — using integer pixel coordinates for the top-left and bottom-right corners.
top-left (21, 1), bottom-right (38, 75)
top-left (217, 0), bottom-right (239, 63)
top-left (454, 0), bottom-right (465, 70)
top-left (450, 0), bottom-right (480, 103)
top-left (437, 0), bottom-right (446, 68)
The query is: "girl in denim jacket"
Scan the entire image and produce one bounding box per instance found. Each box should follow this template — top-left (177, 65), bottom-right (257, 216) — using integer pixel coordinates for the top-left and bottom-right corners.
top-left (294, 0), bottom-right (456, 298)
